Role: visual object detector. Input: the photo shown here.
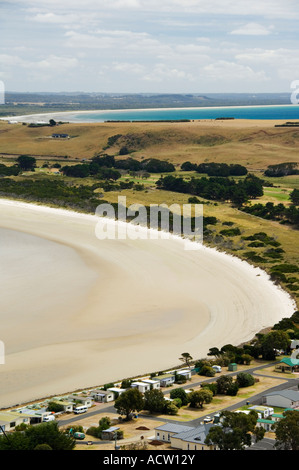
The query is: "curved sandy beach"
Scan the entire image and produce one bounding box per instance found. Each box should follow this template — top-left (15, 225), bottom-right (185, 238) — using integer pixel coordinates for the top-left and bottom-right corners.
top-left (0, 198), bottom-right (295, 408)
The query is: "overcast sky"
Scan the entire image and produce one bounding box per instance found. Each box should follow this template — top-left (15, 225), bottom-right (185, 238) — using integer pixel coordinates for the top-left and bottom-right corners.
top-left (1, 0), bottom-right (299, 93)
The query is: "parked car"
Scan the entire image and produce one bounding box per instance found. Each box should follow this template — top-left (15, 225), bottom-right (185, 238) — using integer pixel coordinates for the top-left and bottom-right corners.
top-left (203, 416), bottom-right (213, 423)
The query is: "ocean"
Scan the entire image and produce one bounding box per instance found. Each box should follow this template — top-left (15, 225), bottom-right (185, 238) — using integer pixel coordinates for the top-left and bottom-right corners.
top-left (72, 104), bottom-right (299, 122)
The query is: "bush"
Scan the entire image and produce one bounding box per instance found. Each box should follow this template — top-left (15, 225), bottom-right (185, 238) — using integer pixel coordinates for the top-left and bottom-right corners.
top-left (236, 372), bottom-right (255, 388)
top-left (86, 426), bottom-right (100, 438)
top-left (226, 382), bottom-right (239, 396)
top-left (220, 227), bottom-right (241, 237)
top-left (47, 401), bottom-right (64, 413)
top-left (199, 365), bottom-right (215, 377)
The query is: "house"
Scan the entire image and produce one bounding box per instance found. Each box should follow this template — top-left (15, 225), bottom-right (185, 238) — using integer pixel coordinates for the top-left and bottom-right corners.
top-left (262, 390), bottom-right (299, 409)
top-left (248, 405), bottom-right (274, 419)
top-left (154, 373), bottom-right (176, 387)
top-left (11, 407), bottom-right (50, 424)
top-left (107, 388), bottom-right (126, 397)
top-left (52, 133), bottom-right (69, 139)
top-left (90, 390), bottom-right (115, 403)
top-left (48, 400), bottom-right (73, 413)
top-left (0, 411), bottom-right (31, 432)
top-left (256, 418), bottom-right (275, 432)
top-left (275, 357), bottom-right (299, 374)
top-left (271, 413), bottom-right (284, 422)
top-left (131, 382), bottom-right (151, 394)
top-left (141, 379), bottom-right (160, 390)
top-left (68, 395), bottom-right (93, 407)
top-left (175, 369), bottom-right (192, 380)
top-left (155, 422), bottom-right (216, 450)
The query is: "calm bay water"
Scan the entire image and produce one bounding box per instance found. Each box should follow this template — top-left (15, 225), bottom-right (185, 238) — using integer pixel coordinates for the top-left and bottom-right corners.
top-left (73, 105), bottom-right (299, 122)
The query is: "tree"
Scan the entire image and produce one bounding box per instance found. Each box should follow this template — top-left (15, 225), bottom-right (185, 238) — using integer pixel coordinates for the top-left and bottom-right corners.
top-left (273, 410), bottom-right (299, 450)
top-left (236, 372), bottom-right (255, 388)
top-left (0, 422), bottom-right (75, 451)
top-left (260, 330), bottom-right (290, 360)
top-left (199, 365), bottom-right (215, 377)
top-left (207, 347), bottom-right (222, 357)
top-left (99, 416), bottom-right (111, 431)
top-left (179, 352), bottom-right (193, 368)
top-left (205, 410), bottom-right (264, 450)
top-left (216, 375), bottom-right (233, 395)
top-left (47, 401), bottom-right (64, 412)
top-left (188, 389), bottom-right (213, 409)
top-left (169, 388), bottom-right (189, 406)
top-left (17, 155), bottom-right (36, 171)
top-left (49, 119), bottom-right (56, 126)
top-left (114, 388), bottom-right (145, 420)
top-left (226, 381), bottom-right (239, 396)
top-left (290, 188), bottom-right (299, 206)
top-left (144, 389), bottom-right (166, 413)
top-left (34, 443), bottom-right (53, 450)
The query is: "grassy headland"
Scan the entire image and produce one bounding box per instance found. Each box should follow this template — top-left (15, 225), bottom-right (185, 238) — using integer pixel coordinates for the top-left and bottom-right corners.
top-left (0, 118), bottom-right (298, 307)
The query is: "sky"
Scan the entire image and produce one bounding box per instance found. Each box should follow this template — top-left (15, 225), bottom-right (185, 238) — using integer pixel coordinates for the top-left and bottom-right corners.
top-left (1, 0), bottom-right (299, 94)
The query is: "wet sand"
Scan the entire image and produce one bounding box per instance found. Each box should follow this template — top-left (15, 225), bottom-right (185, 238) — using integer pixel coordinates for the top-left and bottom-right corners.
top-left (0, 199), bottom-right (295, 408)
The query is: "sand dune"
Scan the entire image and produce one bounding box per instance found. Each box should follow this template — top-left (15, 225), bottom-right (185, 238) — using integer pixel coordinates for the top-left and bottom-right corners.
top-left (0, 198), bottom-right (295, 408)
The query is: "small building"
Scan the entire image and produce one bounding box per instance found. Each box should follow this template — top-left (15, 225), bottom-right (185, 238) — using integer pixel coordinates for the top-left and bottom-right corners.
top-left (11, 407), bottom-right (50, 424)
top-left (52, 133), bottom-right (69, 139)
top-left (141, 379), bottom-right (160, 390)
top-left (48, 400), bottom-right (73, 413)
top-left (101, 426), bottom-right (120, 441)
top-left (107, 388), bottom-right (126, 397)
top-left (68, 395), bottom-right (93, 408)
top-left (90, 390), bottom-right (115, 403)
top-left (155, 373), bottom-right (176, 387)
top-left (131, 382), bottom-right (151, 394)
top-left (0, 411), bottom-right (31, 432)
top-left (275, 357), bottom-right (299, 374)
top-left (175, 369), bottom-right (192, 380)
top-left (248, 405), bottom-right (274, 419)
top-left (228, 363), bottom-right (237, 371)
top-left (271, 413), bottom-right (284, 422)
top-left (262, 390), bottom-right (299, 409)
top-left (256, 418), bottom-right (274, 432)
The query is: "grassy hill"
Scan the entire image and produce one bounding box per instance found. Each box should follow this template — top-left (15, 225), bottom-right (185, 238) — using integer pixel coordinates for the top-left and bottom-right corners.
top-left (0, 118), bottom-right (298, 307)
top-left (1, 119), bottom-right (299, 170)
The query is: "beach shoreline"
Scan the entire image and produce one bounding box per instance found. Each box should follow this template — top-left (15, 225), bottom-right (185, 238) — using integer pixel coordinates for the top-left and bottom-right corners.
top-left (1, 103), bottom-right (298, 124)
top-left (0, 198), bottom-right (296, 408)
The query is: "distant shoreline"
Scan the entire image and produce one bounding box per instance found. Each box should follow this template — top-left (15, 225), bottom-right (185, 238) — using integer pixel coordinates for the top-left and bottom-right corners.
top-left (1, 103), bottom-right (298, 123)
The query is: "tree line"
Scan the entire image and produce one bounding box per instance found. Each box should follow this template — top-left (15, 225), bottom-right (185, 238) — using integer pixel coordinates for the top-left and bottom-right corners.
top-left (156, 174), bottom-right (264, 205)
top-left (181, 161), bottom-right (248, 177)
top-left (242, 199), bottom-right (299, 227)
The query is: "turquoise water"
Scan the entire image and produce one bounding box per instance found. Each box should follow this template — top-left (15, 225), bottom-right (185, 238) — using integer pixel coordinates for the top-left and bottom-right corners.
top-left (74, 105), bottom-right (299, 122)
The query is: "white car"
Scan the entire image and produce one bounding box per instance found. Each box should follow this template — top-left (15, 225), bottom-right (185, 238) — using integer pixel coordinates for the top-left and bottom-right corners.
top-left (203, 416), bottom-right (213, 423)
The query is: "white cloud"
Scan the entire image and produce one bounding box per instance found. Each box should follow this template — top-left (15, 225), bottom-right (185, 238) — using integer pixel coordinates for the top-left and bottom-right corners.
top-left (203, 60), bottom-right (269, 82)
top-left (230, 22), bottom-right (274, 36)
